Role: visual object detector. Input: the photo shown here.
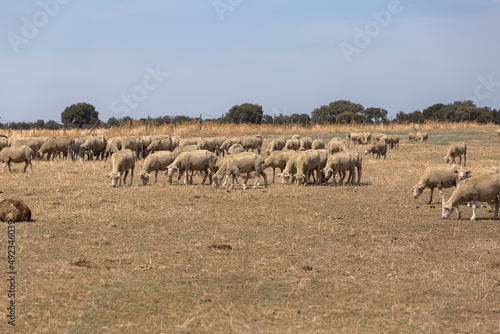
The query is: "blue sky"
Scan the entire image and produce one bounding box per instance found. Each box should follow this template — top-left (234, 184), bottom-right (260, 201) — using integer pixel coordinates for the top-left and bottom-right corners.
top-left (1, 0), bottom-right (500, 123)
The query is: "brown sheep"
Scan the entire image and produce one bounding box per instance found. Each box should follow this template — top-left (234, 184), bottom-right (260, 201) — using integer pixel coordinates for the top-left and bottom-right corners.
top-left (0, 199), bottom-right (31, 222)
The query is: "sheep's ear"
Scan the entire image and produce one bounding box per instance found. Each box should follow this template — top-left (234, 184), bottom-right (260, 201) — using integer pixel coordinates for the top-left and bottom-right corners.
top-left (107, 173), bottom-right (113, 178)
top-left (454, 170), bottom-right (459, 174)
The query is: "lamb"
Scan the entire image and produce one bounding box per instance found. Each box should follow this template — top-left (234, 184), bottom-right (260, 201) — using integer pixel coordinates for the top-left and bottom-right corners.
top-left (265, 137), bottom-right (286, 155)
top-left (364, 140), bottom-right (387, 160)
top-left (0, 199), bottom-right (31, 222)
top-left (323, 151), bottom-right (357, 186)
top-left (299, 137), bottom-right (313, 151)
top-left (228, 143), bottom-right (245, 155)
top-left (279, 151), bottom-right (300, 184)
top-left (412, 164), bottom-right (461, 204)
top-left (242, 134), bottom-right (264, 154)
top-left (443, 142), bottom-right (467, 166)
top-left (442, 173), bottom-right (500, 220)
top-left (213, 152), bottom-right (267, 190)
top-left (294, 150), bottom-right (321, 186)
top-left (263, 150), bottom-right (296, 183)
top-left (284, 138), bottom-right (300, 151)
top-left (311, 138), bottom-right (325, 150)
top-left (0, 145), bottom-right (34, 172)
top-left (108, 149), bottom-right (136, 187)
top-left (138, 151), bottom-right (176, 185)
top-left (166, 150), bottom-right (218, 185)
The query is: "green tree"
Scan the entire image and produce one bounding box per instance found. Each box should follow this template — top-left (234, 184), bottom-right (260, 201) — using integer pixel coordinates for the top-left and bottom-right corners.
top-left (106, 117), bottom-right (120, 127)
top-left (61, 102), bottom-right (99, 128)
top-left (289, 113), bottom-right (311, 126)
top-left (172, 115), bottom-right (192, 124)
top-left (44, 120), bottom-right (62, 129)
top-left (224, 103), bottom-right (263, 124)
top-left (311, 100), bottom-right (364, 123)
top-left (363, 107), bottom-right (388, 123)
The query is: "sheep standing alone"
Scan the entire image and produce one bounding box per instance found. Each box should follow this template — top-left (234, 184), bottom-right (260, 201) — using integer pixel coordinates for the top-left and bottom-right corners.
top-left (412, 164), bottom-right (461, 204)
top-left (213, 152), bottom-right (267, 190)
top-left (442, 173), bottom-right (500, 220)
top-left (0, 145), bottom-right (34, 172)
top-left (443, 142), bottom-right (467, 166)
top-left (108, 149), bottom-right (136, 187)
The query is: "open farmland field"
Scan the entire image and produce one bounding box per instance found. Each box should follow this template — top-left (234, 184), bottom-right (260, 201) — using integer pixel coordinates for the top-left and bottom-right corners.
top-left (1, 127), bottom-right (500, 333)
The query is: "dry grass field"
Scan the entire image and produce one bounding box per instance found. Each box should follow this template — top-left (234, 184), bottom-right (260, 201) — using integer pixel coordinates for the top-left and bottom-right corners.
top-left (1, 125), bottom-right (500, 333)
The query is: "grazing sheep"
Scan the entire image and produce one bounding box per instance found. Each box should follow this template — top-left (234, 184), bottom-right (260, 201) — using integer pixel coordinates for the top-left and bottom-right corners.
top-left (442, 173), bottom-right (500, 220)
top-left (323, 151), bottom-right (357, 186)
top-left (146, 136), bottom-right (172, 153)
top-left (166, 150), bottom-right (218, 185)
top-left (364, 141), bottom-right (387, 160)
top-left (263, 150), bottom-right (296, 183)
top-left (242, 134), bottom-right (264, 154)
top-left (372, 133), bottom-right (385, 141)
top-left (172, 144), bottom-right (199, 158)
top-left (284, 138), bottom-right (300, 151)
top-left (11, 138), bottom-right (39, 157)
top-left (138, 151), bottom-right (176, 185)
top-left (198, 137), bottom-right (219, 155)
top-left (0, 199), bottom-right (31, 222)
top-left (140, 136), bottom-right (152, 158)
top-left (409, 132), bottom-right (416, 141)
top-left (219, 138), bottom-right (243, 156)
top-left (0, 137), bottom-right (8, 152)
top-left (213, 152), bottom-right (267, 190)
top-left (299, 137), bottom-right (313, 151)
top-left (412, 164), bottom-right (461, 204)
top-left (179, 137), bottom-right (200, 147)
top-left (279, 151), bottom-right (301, 184)
top-left (228, 143), bottom-right (245, 155)
top-left (443, 142), bottom-right (467, 166)
top-left (170, 136), bottom-right (180, 150)
top-left (422, 133), bottom-right (428, 141)
top-left (38, 135), bottom-right (74, 161)
top-left (265, 137), bottom-right (286, 155)
top-left (311, 138), bottom-right (325, 150)
top-left (0, 145), bottom-right (34, 172)
top-left (326, 137), bottom-right (348, 154)
top-left (108, 149), bottom-right (136, 187)
top-left (81, 135), bottom-right (107, 160)
top-left (347, 132), bottom-right (364, 145)
top-left (292, 134), bottom-right (300, 140)
top-left (294, 150), bottom-right (321, 186)
top-left (105, 137), bottom-right (122, 158)
top-left (363, 132), bottom-right (371, 144)
top-left (391, 135), bottom-right (399, 149)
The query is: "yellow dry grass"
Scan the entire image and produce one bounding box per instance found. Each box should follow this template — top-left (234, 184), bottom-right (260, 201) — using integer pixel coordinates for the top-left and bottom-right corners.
top-left (0, 126), bottom-right (499, 333)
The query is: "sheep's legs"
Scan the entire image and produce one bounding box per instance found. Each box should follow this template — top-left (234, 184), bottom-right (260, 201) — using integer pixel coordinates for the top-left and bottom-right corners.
top-left (492, 197), bottom-right (499, 219)
top-left (471, 200), bottom-right (477, 221)
top-left (427, 188), bottom-right (434, 204)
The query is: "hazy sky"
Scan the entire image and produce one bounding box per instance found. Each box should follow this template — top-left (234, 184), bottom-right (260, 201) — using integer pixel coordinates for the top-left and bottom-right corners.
top-left (1, 0), bottom-right (500, 123)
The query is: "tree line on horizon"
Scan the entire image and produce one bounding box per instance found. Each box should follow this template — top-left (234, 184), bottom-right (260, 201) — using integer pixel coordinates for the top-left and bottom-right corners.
top-left (3, 100), bottom-right (499, 130)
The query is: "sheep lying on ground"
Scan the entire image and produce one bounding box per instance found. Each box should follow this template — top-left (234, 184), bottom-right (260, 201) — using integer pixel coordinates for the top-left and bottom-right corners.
top-left (442, 173), bottom-right (500, 220)
top-left (364, 140), bottom-right (387, 160)
top-left (265, 137), bottom-right (286, 155)
top-left (412, 164), bottom-right (461, 204)
top-left (443, 142), bottom-right (467, 166)
top-left (166, 150), bottom-right (218, 185)
top-left (263, 150), bottom-right (296, 183)
top-left (213, 152), bottom-right (267, 190)
top-left (0, 145), bottom-right (34, 172)
top-left (0, 199), bottom-right (31, 222)
top-left (108, 149), bottom-right (136, 187)
top-left (138, 151), bottom-right (176, 185)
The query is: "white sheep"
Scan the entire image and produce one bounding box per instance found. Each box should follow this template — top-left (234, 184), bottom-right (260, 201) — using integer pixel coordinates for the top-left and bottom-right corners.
top-left (213, 152), bottom-right (267, 190)
top-left (284, 138), bottom-right (300, 151)
top-left (294, 150), bottom-right (321, 186)
top-left (323, 151), bottom-right (357, 186)
top-left (299, 137), bottom-right (313, 151)
top-left (364, 140), bottom-right (387, 160)
top-left (412, 164), bottom-right (461, 204)
top-left (311, 138), bottom-right (325, 150)
top-left (442, 173), bottom-right (500, 220)
top-left (263, 150), bottom-right (296, 183)
top-left (265, 137), bottom-right (286, 155)
top-left (108, 149), bottom-right (136, 187)
top-left (0, 145), bottom-right (34, 172)
top-left (228, 143), bottom-right (245, 155)
top-left (326, 137), bottom-right (348, 154)
top-left (242, 134), bottom-right (264, 154)
top-left (443, 142), bottom-right (467, 166)
top-left (166, 150), bottom-right (218, 185)
top-left (279, 151), bottom-right (301, 184)
top-left (138, 151), bottom-right (176, 185)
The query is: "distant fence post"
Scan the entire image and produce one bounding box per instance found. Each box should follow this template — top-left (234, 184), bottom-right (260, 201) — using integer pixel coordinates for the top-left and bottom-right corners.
top-left (88, 120), bottom-right (99, 135)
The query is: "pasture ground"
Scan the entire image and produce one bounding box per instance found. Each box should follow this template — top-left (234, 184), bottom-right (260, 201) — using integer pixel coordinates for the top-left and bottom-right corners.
top-left (1, 128), bottom-right (500, 333)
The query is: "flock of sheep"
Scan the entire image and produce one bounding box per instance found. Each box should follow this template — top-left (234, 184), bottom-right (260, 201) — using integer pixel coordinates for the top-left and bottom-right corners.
top-left (2, 130), bottom-right (499, 221)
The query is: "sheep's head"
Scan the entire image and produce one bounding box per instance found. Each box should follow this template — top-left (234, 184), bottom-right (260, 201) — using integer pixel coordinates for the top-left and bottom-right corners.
top-left (138, 172), bottom-right (150, 186)
top-left (412, 184), bottom-right (424, 199)
top-left (166, 165), bottom-right (178, 177)
top-left (108, 173), bottom-right (121, 187)
top-left (364, 148), bottom-right (372, 155)
top-left (323, 167), bottom-right (333, 180)
top-left (443, 156), bottom-right (451, 163)
top-left (279, 172), bottom-right (290, 184)
top-left (455, 169), bottom-right (470, 180)
top-left (442, 202), bottom-right (454, 219)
